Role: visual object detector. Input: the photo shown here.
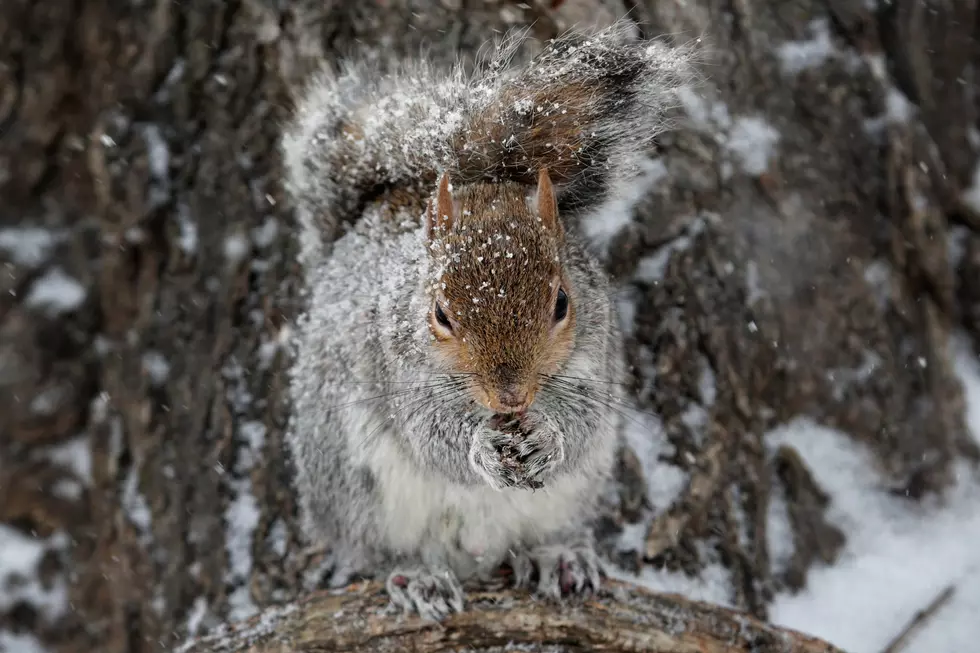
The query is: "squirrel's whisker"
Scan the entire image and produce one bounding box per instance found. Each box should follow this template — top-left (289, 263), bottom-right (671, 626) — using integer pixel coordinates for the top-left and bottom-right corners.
top-left (543, 379), bottom-right (658, 430)
top-left (541, 373), bottom-right (629, 388)
top-left (323, 379), bottom-right (466, 412)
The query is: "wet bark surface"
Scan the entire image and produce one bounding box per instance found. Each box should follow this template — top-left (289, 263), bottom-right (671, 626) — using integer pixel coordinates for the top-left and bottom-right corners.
top-left (1, 0), bottom-right (979, 651)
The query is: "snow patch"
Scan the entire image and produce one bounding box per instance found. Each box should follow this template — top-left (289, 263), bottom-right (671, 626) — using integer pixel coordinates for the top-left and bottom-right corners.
top-left (677, 88), bottom-right (779, 177)
top-left (0, 631), bottom-right (49, 653)
top-left (622, 411), bottom-right (688, 514)
top-left (122, 464), bottom-right (153, 541)
top-left (776, 20), bottom-right (838, 76)
top-left (25, 268), bottom-right (86, 315)
top-left (184, 595), bottom-right (210, 640)
top-left (613, 284), bottom-right (639, 337)
top-left (142, 351), bottom-right (171, 387)
top-left (766, 335), bottom-right (980, 652)
top-left (252, 217), bottom-right (279, 249)
top-left (173, 604), bottom-right (298, 653)
top-left (726, 116), bottom-right (780, 176)
top-left (224, 420), bottom-right (267, 622)
top-left (581, 158), bottom-right (668, 253)
top-left (223, 233), bottom-right (250, 265)
top-left (963, 159), bottom-right (980, 215)
top-left (862, 54), bottom-right (915, 134)
top-left (633, 216), bottom-right (707, 284)
top-left (0, 227), bottom-right (59, 267)
top-left (0, 526), bottom-right (69, 622)
top-left (608, 558), bottom-right (734, 607)
top-left (46, 435), bottom-right (92, 486)
top-left (176, 202), bottom-right (199, 254)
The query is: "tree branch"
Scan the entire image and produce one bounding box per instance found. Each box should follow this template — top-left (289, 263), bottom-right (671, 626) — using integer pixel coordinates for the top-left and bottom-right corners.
top-left (177, 579), bottom-right (844, 653)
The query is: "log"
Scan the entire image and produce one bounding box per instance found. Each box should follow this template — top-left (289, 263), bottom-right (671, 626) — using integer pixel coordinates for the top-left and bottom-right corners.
top-left (176, 580), bottom-right (844, 653)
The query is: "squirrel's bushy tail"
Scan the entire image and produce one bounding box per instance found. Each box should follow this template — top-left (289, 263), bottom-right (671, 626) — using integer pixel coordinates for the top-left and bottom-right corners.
top-left (282, 20), bottom-right (699, 266)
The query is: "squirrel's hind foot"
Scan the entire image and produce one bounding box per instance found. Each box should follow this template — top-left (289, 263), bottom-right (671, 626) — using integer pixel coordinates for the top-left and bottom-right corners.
top-left (509, 543), bottom-right (602, 600)
top-left (385, 567), bottom-right (465, 621)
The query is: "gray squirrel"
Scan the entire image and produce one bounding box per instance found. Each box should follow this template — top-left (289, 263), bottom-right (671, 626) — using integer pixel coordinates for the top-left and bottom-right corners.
top-left (281, 20), bottom-right (696, 620)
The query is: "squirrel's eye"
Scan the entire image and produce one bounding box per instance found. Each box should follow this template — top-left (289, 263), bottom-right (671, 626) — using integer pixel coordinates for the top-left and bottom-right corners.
top-left (554, 288), bottom-right (569, 322)
top-left (435, 303), bottom-right (452, 330)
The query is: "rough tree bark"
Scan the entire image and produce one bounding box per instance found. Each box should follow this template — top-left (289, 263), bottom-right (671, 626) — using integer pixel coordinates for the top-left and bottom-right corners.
top-left (176, 579), bottom-right (845, 653)
top-left (1, 0), bottom-right (979, 652)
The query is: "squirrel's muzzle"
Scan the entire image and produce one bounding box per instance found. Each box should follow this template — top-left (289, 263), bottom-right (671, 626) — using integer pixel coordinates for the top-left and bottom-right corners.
top-left (494, 386), bottom-right (531, 413)
top-left (485, 367), bottom-right (537, 413)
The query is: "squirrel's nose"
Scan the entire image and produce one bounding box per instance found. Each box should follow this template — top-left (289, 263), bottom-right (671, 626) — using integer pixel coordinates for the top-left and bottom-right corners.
top-left (495, 386), bottom-right (531, 413)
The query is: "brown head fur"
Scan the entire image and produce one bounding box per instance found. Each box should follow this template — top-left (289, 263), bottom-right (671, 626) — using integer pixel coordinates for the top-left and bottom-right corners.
top-left (425, 169), bottom-right (575, 414)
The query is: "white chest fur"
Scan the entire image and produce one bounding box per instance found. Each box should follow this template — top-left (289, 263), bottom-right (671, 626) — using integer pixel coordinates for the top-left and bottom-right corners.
top-left (363, 435), bottom-right (589, 576)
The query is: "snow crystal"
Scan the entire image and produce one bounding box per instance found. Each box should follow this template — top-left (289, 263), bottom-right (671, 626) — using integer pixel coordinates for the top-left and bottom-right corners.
top-left (0, 526), bottom-right (68, 622)
top-left (24, 268), bottom-right (86, 315)
top-left (776, 20), bottom-right (838, 76)
top-left (766, 333), bottom-right (980, 652)
top-left (726, 116), bottom-right (780, 176)
top-left (0, 227), bottom-right (58, 267)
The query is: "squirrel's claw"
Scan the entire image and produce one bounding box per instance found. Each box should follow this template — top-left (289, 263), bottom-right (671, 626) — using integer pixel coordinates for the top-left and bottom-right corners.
top-left (509, 542), bottom-right (603, 600)
top-left (385, 567), bottom-right (465, 621)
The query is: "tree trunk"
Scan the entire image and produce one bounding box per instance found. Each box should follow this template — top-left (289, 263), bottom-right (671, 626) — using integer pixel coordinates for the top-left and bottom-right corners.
top-left (176, 579), bottom-right (844, 653)
top-left (1, 0), bottom-right (978, 652)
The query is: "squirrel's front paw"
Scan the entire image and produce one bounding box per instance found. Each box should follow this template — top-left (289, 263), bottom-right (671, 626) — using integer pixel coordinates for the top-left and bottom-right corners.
top-left (509, 542), bottom-right (602, 600)
top-left (385, 567), bottom-right (464, 621)
top-left (481, 413), bottom-right (565, 490)
top-left (469, 428), bottom-right (523, 490)
top-left (508, 414), bottom-right (565, 486)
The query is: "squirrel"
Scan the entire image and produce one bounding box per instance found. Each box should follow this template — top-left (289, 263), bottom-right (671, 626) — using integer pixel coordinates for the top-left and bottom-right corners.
top-left (281, 21), bottom-right (696, 620)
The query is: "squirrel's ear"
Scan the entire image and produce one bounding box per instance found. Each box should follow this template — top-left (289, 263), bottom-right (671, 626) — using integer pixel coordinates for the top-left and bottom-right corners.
top-left (534, 167), bottom-right (559, 231)
top-left (427, 172), bottom-right (456, 240)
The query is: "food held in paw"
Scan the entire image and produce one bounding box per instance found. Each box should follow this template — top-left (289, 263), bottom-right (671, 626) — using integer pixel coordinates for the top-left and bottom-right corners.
top-left (489, 413), bottom-right (543, 489)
